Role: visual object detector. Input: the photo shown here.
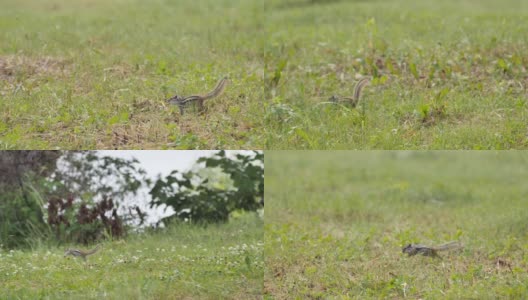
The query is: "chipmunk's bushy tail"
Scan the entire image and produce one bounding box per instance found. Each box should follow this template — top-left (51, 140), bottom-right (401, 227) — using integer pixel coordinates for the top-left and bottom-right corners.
top-left (433, 241), bottom-right (463, 251)
top-left (85, 244), bottom-right (101, 256)
top-left (202, 76), bottom-right (229, 99)
top-left (352, 77), bottom-right (371, 103)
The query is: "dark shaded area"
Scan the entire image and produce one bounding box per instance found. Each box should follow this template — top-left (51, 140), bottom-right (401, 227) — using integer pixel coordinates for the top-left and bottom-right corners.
top-left (0, 151), bottom-right (146, 248)
top-left (48, 195), bottom-right (128, 244)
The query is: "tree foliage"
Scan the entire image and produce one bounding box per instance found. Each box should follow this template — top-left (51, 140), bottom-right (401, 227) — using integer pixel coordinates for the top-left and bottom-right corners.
top-left (52, 151), bottom-right (149, 217)
top-left (149, 151), bottom-right (264, 224)
top-left (46, 151), bottom-right (149, 244)
top-left (47, 195), bottom-right (125, 244)
top-left (0, 151), bottom-right (62, 248)
top-left (0, 151), bottom-right (61, 187)
top-left (0, 151), bottom-right (149, 248)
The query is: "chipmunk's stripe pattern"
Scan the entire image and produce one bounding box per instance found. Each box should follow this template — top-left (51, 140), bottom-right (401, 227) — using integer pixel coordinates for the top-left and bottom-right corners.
top-left (64, 245), bottom-right (101, 261)
top-left (402, 241), bottom-right (463, 258)
top-left (167, 76), bottom-right (229, 114)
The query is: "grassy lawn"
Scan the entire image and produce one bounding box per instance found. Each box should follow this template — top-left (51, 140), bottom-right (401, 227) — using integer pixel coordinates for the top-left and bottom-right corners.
top-left (265, 151), bottom-right (528, 298)
top-left (0, 214), bottom-right (263, 299)
top-left (264, 0), bottom-right (528, 149)
top-left (0, 0), bottom-right (263, 149)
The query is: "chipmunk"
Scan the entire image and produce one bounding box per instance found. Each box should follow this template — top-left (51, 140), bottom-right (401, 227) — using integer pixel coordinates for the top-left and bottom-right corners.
top-left (402, 241), bottom-right (463, 258)
top-left (166, 76), bottom-right (229, 114)
top-left (64, 244), bottom-right (101, 261)
top-left (329, 77), bottom-right (371, 107)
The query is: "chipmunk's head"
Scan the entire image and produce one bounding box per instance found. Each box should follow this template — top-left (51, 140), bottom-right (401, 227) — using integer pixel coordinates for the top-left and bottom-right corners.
top-left (166, 95), bottom-right (184, 105)
top-left (402, 244), bottom-right (412, 253)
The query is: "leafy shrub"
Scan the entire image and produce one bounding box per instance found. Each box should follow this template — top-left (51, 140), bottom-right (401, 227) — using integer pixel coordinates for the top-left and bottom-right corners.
top-left (47, 195), bottom-right (125, 244)
top-left (0, 151), bottom-right (148, 248)
top-left (150, 151), bottom-right (264, 224)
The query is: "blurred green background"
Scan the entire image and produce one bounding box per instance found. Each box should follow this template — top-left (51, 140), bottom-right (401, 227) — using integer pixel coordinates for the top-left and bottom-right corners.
top-left (265, 151), bottom-right (528, 298)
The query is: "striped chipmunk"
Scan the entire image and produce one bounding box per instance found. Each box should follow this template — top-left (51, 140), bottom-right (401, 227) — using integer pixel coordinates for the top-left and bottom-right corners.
top-left (166, 76), bottom-right (229, 114)
top-left (402, 241), bottom-right (463, 259)
top-left (64, 244), bottom-right (101, 261)
top-left (328, 77), bottom-right (371, 107)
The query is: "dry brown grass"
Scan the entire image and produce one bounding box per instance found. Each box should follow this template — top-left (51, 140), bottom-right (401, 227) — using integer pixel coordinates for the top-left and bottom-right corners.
top-left (0, 54), bottom-right (69, 80)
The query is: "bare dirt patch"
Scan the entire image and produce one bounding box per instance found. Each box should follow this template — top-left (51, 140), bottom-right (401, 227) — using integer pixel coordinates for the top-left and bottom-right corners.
top-left (0, 54), bottom-right (70, 80)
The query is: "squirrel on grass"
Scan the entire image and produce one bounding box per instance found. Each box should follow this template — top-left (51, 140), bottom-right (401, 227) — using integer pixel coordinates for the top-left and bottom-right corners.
top-left (166, 76), bottom-right (229, 115)
top-left (328, 77), bottom-right (371, 107)
top-left (64, 244), bottom-right (101, 261)
top-left (402, 241), bottom-right (463, 259)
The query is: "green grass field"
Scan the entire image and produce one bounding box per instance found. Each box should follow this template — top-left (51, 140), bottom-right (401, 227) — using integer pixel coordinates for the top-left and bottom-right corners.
top-left (265, 151), bottom-right (528, 298)
top-left (264, 0), bottom-right (528, 149)
top-left (2, 0), bottom-right (526, 149)
top-left (0, 0), bottom-right (263, 149)
top-left (0, 214), bottom-right (263, 299)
